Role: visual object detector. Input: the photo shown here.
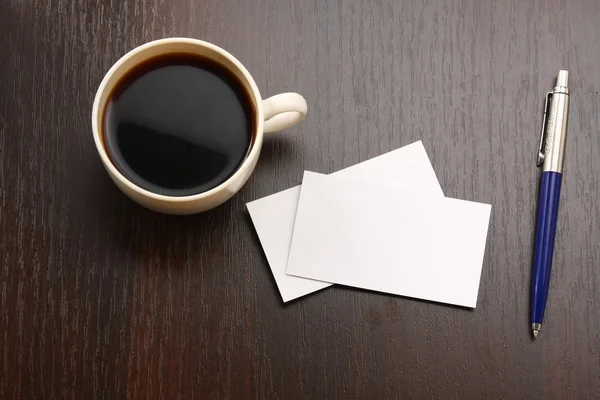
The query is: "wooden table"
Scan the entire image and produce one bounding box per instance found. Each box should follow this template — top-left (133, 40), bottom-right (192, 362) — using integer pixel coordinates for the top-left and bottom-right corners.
top-left (1, 0), bottom-right (599, 398)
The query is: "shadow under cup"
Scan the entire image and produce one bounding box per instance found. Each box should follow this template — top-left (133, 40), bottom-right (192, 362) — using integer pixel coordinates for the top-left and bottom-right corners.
top-left (96, 40), bottom-right (261, 198)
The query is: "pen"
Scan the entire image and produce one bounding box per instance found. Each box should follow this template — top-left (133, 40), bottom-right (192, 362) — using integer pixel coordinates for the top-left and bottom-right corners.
top-left (531, 70), bottom-right (570, 339)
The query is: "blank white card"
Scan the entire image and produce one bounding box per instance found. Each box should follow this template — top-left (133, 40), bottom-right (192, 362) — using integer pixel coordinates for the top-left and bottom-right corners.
top-left (287, 171), bottom-right (492, 308)
top-left (247, 141), bottom-right (443, 302)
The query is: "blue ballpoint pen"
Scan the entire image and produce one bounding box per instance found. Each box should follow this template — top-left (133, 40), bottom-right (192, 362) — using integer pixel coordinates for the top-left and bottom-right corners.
top-left (531, 70), bottom-right (570, 339)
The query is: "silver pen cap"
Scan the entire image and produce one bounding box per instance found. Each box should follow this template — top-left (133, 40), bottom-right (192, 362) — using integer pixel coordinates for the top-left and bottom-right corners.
top-left (539, 70), bottom-right (570, 172)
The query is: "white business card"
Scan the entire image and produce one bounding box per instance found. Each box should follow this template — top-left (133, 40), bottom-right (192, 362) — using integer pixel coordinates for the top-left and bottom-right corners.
top-left (286, 171), bottom-right (491, 308)
top-left (247, 141), bottom-right (443, 302)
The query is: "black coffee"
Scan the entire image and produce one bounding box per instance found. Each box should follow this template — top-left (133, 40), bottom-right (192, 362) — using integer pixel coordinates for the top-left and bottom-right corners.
top-left (102, 53), bottom-right (255, 196)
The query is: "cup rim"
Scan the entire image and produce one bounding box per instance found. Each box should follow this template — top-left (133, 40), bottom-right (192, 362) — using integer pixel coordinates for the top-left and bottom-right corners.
top-left (91, 37), bottom-right (264, 202)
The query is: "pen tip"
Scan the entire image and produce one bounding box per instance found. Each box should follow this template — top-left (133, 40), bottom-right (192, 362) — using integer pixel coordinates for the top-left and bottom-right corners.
top-left (531, 323), bottom-right (542, 339)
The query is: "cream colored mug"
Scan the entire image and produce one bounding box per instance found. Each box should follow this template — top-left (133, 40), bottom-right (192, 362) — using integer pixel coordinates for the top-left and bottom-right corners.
top-left (92, 38), bottom-right (307, 214)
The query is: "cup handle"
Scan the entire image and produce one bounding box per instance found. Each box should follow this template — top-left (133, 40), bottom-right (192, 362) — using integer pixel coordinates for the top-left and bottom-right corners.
top-left (262, 93), bottom-right (308, 134)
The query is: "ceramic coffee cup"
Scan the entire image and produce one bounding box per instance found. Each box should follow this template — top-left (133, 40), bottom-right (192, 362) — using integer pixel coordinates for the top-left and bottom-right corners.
top-left (92, 38), bottom-right (307, 214)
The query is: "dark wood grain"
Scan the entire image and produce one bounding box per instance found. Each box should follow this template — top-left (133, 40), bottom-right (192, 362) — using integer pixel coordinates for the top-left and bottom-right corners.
top-left (1, 0), bottom-right (600, 398)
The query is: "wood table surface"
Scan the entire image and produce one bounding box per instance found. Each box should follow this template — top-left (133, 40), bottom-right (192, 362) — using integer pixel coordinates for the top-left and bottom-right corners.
top-left (1, 0), bottom-right (599, 398)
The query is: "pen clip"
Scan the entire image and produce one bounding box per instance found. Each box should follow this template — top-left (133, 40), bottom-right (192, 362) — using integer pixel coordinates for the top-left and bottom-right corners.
top-left (537, 92), bottom-right (552, 166)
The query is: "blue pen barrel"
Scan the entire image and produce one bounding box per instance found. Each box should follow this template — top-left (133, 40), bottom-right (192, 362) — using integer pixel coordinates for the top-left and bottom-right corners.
top-left (531, 171), bottom-right (563, 324)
